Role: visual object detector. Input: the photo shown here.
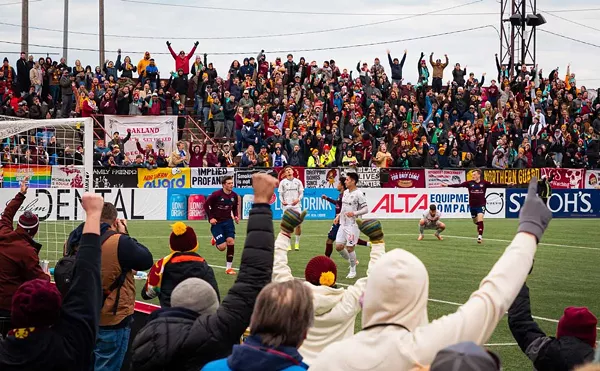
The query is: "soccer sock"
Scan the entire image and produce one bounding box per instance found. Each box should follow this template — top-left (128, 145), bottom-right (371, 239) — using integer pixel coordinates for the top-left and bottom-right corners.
top-left (226, 244), bottom-right (234, 269)
top-left (338, 248), bottom-right (350, 262)
top-left (357, 238), bottom-right (369, 247)
top-left (476, 221), bottom-right (484, 236)
top-left (349, 251), bottom-right (357, 268)
top-left (419, 225), bottom-right (425, 234)
top-left (295, 235), bottom-right (301, 245)
top-left (325, 242), bottom-right (333, 257)
top-left (435, 228), bottom-right (443, 236)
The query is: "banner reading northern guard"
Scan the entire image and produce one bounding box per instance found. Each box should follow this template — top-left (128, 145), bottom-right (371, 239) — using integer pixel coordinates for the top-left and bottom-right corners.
top-left (104, 115), bottom-right (177, 161)
top-left (469, 168), bottom-right (541, 185)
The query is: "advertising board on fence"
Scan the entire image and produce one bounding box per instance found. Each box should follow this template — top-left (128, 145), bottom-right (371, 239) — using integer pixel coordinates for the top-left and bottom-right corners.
top-left (1, 165), bottom-right (51, 188)
top-left (304, 168), bottom-right (340, 188)
top-left (104, 115), bottom-right (178, 161)
top-left (540, 168), bottom-right (585, 189)
top-left (0, 188), bottom-right (167, 221)
top-left (506, 189), bottom-right (600, 218)
top-left (234, 169), bottom-right (258, 188)
top-left (137, 168), bottom-right (190, 188)
top-left (93, 167), bottom-right (139, 188)
top-left (425, 169), bottom-right (465, 188)
top-left (585, 170), bottom-right (600, 189)
top-left (363, 188), bottom-right (505, 219)
top-left (353, 167), bottom-right (380, 188)
top-left (471, 168), bottom-right (540, 186)
top-left (51, 166), bottom-right (84, 188)
top-left (381, 169), bottom-right (425, 188)
top-left (191, 168), bottom-right (235, 188)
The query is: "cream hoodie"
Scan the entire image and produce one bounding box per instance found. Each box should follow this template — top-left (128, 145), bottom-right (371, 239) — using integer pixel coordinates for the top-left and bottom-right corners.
top-left (272, 232), bottom-right (385, 365)
top-left (309, 232), bottom-right (537, 371)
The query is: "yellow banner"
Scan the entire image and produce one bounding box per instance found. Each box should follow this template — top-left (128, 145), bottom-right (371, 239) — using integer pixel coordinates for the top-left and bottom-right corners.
top-left (137, 168), bottom-right (191, 188)
top-left (466, 168), bottom-right (540, 185)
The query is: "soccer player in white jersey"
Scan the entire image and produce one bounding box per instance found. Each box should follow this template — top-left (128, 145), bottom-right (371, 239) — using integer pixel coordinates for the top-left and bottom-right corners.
top-left (334, 172), bottom-right (368, 279)
top-left (418, 204), bottom-right (446, 241)
top-left (278, 166), bottom-right (304, 250)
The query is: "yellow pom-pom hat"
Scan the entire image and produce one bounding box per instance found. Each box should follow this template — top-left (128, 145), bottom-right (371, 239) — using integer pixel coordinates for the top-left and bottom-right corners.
top-left (305, 256), bottom-right (337, 287)
top-left (169, 221), bottom-right (199, 253)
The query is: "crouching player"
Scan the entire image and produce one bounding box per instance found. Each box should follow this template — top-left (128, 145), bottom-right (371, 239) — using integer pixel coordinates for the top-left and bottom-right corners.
top-left (418, 204), bottom-right (445, 241)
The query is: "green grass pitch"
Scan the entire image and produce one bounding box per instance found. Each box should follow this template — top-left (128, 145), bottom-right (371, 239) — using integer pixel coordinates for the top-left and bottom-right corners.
top-left (42, 218), bottom-right (600, 370)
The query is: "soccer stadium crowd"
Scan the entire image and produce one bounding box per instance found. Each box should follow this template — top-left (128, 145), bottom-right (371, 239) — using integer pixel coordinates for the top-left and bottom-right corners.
top-left (1, 45), bottom-right (600, 170)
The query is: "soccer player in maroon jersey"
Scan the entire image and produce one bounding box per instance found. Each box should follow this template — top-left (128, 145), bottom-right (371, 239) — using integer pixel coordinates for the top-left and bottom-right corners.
top-left (443, 169), bottom-right (512, 244)
top-left (204, 176), bottom-right (240, 275)
top-left (321, 176), bottom-right (370, 258)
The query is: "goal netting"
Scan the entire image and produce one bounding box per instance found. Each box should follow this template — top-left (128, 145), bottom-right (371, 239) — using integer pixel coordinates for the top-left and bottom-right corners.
top-left (0, 117), bottom-right (94, 265)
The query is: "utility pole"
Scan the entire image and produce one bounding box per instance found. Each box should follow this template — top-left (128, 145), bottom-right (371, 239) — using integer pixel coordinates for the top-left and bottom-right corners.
top-left (99, 0), bottom-right (105, 68)
top-left (21, 0), bottom-right (28, 56)
top-left (63, 0), bottom-right (68, 61)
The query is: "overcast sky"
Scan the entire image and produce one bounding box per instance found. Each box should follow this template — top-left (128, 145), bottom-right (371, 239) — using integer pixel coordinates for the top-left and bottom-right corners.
top-left (1, 0), bottom-right (599, 88)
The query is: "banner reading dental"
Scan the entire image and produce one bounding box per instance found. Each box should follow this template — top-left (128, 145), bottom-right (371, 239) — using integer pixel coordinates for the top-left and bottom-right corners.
top-left (363, 188), bottom-right (505, 219)
top-left (104, 115), bottom-right (177, 161)
top-left (138, 167), bottom-right (190, 188)
top-left (191, 168), bottom-right (235, 188)
top-left (425, 169), bottom-right (466, 188)
top-left (467, 168), bottom-right (540, 186)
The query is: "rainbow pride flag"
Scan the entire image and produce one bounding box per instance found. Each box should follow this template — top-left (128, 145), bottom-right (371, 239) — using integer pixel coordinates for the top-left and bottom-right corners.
top-left (2, 165), bottom-right (51, 188)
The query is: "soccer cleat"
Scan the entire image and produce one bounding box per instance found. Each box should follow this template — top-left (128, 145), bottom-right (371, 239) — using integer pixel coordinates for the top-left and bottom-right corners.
top-left (211, 237), bottom-right (216, 246)
top-left (287, 245), bottom-right (292, 251)
top-left (346, 268), bottom-right (357, 279)
top-left (294, 243), bottom-right (300, 251)
top-left (477, 236), bottom-right (483, 244)
top-left (418, 234), bottom-right (424, 241)
top-left (225, 268), bottom-right (237, 275)
top-left (435, 234), bottom-right (443, 241)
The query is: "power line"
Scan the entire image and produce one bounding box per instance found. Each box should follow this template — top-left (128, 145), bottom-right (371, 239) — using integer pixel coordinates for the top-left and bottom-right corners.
top-left (120, 0), bottom-right (600, 16)
top-left (0, 0), bottom-right (483, 40)
top-left (539, 9), bottom-right (600, 33)
top-left (0, 24), bottom-right (496, 56)
top-left (538, 29), bottom-right (600, 49)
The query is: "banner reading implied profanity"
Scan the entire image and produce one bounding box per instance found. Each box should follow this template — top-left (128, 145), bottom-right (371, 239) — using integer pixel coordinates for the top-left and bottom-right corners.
top-left (191, 168), bottom-right (235, 188)
top-left (104, 115), bottom-right (177, 161)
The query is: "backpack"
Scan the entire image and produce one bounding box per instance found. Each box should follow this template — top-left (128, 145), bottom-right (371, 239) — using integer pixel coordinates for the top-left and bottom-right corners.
top-left (55, 230), bottom-right (127, 314)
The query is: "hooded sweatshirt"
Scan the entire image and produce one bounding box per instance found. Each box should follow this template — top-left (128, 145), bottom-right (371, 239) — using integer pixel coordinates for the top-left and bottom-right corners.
top-left (309, 233), bottom-right (537, 371)
top-left (271, 233), bottom-right (385, 365)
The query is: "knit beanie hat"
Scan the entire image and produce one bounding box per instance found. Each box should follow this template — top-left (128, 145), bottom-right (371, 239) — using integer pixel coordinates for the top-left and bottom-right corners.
top-left (12, 279), bottom-right (62, 328)
top-left (305, 256), bottom-right (337, 287)
top-left (169, 222), bottom-right (198, 252)
top-left (557, 306), bottom-right (597, 347)
top-left (18, 211), bottom-right (39, 237)
top-left (171, 278), bottom-right (219, 315)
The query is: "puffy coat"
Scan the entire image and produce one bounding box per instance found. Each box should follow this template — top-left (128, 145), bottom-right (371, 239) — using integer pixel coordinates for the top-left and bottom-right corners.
top-left (168, 44), bottom-right (197, 75)
top-left (131, 204), bottom-right (274, 371)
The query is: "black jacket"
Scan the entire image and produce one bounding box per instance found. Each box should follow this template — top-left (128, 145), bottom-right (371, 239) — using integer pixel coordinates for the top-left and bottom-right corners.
top-left (508, 283), bottom-right (594, 371)
top-left (387, 52), bottom-right (406, 81)
top-left (131, 204), bottom-right (274, 371)
top-left (0, 234), bottom-right (102, 371)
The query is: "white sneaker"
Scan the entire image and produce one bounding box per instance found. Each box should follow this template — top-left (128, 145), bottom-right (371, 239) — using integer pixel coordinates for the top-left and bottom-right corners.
top-left (346, 267), bottom-right (356, 279)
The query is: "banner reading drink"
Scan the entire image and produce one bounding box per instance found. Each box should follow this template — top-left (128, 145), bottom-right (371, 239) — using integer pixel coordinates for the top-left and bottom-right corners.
top-left (104, 115), bottom-right (177, 161)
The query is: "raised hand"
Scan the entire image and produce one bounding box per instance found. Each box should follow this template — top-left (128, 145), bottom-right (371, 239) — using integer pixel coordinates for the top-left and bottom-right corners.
top-left (517, 177), bottom-right (552, 243)
top-left (19, 177), bottom-right (29, 195)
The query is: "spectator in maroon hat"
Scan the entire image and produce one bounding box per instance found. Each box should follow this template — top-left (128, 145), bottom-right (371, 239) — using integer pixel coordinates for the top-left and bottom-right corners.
top-left (0, 192), bottom-right (106, 371)
top-left (509, 282), bottom-right (596, 370)
top-left (0, 178), bottom-right (47, 336)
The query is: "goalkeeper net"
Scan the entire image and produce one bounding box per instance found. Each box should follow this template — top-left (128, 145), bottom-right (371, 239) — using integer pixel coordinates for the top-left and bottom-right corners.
top-left (0, 117), bottom-right (94, 264)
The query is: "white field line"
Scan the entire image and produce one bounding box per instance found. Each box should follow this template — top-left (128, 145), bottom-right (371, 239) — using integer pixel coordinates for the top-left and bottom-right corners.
top-left (209, 264), bottom-right (600, 331)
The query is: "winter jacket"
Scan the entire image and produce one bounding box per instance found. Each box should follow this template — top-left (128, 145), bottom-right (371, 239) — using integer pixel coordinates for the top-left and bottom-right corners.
top-left (508, 283), bottom-right (594, 371)
top-left (137, 56), bottom-right (151, 78)
top-left (171, 75), bottom-right (189, 96)
top-left (60, 75), bottom-right (73, 97)
top-left (168, 44), bottom-right (197, 75)
top-left (0, 192), bottom-right (47, 312)
top-left (202, 335), bottom-right (308, 371)
top-left (452, 67), bottom-right (467, 86)
top-left (430, 55), bottom-right (449, 79)
top-left (388, 53), bottom-right (406, 81)
top-left (272, 232), bottom-right (385, 365)
top-left (131, 204), bottom-right (275, 371)
top-left (310, 233), bottom-right (538, 371)
top-left (0, 234), bottom-right (102, 371)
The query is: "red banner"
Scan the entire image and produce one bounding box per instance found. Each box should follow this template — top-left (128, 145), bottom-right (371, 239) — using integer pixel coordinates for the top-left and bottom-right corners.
top-left (382, 169), bottom-right (425, 188)
top-left (275, 166), bottom-right (306, 186)
top-left (540, 168), bottom-right (585, 189)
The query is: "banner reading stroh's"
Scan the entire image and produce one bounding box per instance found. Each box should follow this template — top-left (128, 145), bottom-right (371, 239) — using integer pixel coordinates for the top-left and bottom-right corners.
top-left (104, 115), bottom-right (177, 161)
top-left (467, 168), bottom-right (540, 185)
top-left (382, 169), bottom-right (425, 188)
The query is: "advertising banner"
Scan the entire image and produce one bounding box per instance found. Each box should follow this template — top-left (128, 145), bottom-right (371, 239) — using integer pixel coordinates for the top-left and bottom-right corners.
top-left (191, 168), bottom-right (235, 188)
top-left (234, 169), bottom-right (259, 188)
top-left (382, 169), bottom-right (425, 188)
top-left (0, 188), bottom-right (167, 221)
top-left (425, 169), bottom-right (466, 188)
top-left (51, 166), bottom-right (85, 188)
top-left (540, 168), bottom-right (585, 189)
top-left (585, 170), bottom-right (600, 189)
top-left (93, 167), bottom-right (139, 188)
top-left (137, 167), bottom-right (190, 188)
top-left (1, 165), bottom-right (51, 188)
top-left (364, 188), bottom-right (506, 219)
top-left (506, 189), bottom-right (600, 218)
top-left (468, 168), bottom-right (540, 186)
top-left (304, 168), bottom-right (341, 189)
top-left (104, 115), bottom-right (178, 161)
top-left (275, 166), bottom-right (305, 185)
top-left (352, 167), bottom-right (380, 188)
